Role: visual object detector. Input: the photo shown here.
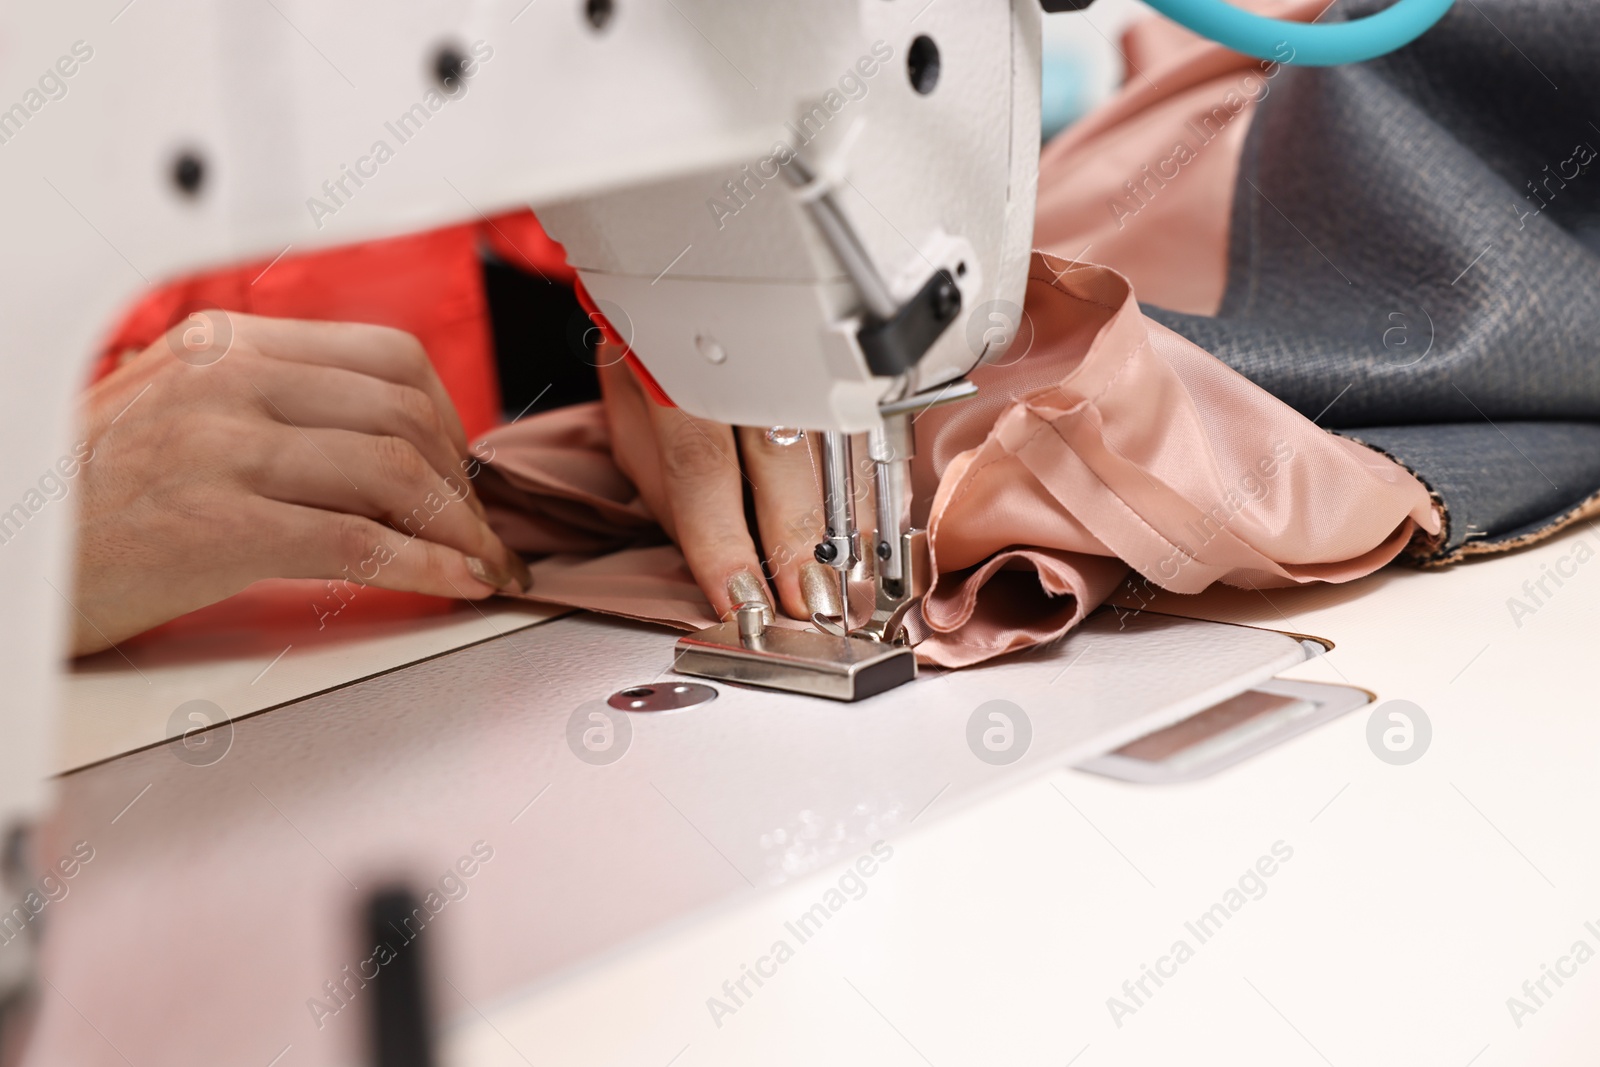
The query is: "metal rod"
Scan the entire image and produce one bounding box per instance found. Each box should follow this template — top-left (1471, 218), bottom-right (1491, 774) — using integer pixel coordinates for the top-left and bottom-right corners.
top-left (868, 413), bottom-right (915, 588)
top-left (782, 156), bottom-right (897, 322)
top-left (819, 431), bottom-right (857, 571)
top-left (818, 430), bottom-right (858, 634)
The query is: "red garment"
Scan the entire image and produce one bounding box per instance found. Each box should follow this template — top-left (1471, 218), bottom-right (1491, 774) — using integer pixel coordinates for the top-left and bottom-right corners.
top-left (94, 210), bottom-right (572, 439)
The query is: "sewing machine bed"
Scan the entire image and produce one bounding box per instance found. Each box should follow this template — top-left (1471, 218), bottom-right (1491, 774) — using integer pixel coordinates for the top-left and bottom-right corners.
top-left (35, 608), bottom-right (1314, 1067)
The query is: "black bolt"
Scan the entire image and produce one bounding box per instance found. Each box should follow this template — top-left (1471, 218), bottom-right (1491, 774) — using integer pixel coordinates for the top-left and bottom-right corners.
top-left (877, 541), bottom-right (892, 561)
top-left (933, 277), bottom-right (960, 320)
top-left (171, 152), bottom-right (204, 197)
top-left (814, 542), bottom-right (837, 564)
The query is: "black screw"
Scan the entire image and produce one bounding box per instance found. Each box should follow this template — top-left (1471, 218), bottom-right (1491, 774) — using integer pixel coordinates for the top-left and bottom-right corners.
top-left (433, 44), bottom-right (468, 91)
top-left (908, 35), bottom-right (941, 95)
top-left (933, 276), bottom-right (960, 320)
top-left (585, 0), bottom-right (615, 31)
top-left (171, 152), bottom-right (204, 197)
top-left (814, 542), bottom-right (838, 564)
top-left (877, 541), bottom-right (892, 561)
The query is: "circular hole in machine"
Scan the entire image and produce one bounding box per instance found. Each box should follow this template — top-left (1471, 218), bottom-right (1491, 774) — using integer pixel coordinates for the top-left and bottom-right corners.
top-left (908, 35), bottom-right (941, 95)
top-left (171, 151), bottom-right (205, 197)
top-left (433, 44), bottom-right (468, 91)
top-left (586, 0), bottom-right (615, 31)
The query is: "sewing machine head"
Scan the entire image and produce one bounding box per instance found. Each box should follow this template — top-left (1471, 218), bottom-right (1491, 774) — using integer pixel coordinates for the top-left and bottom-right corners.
top-left (535, 4), bottom-right (1041, 698)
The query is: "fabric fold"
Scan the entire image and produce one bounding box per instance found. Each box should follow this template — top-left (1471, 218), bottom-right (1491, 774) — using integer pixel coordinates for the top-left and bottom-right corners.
top-left (478, 250), bottom-right (1439, 668)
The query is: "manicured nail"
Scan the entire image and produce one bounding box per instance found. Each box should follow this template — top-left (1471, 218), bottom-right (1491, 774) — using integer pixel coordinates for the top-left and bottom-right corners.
top-left (465, 556), bottom-right (508, 591)
top-left (801, 561), bottom-right (843, 618)
top-left (504, 549), bottom-right (533, 593)
top-left (725, 569), bottom-right (773, 622)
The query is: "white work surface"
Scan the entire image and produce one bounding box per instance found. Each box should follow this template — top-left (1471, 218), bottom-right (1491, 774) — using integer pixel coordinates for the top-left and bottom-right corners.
top-left (30, 522), bottom-right (1600, 1066)
top-left (58, 580), bottom-right (563, 772)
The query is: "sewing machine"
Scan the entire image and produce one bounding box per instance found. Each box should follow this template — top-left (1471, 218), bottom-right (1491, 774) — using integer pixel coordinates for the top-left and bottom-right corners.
top-left (0, 1), bottom-right (1044, 1047)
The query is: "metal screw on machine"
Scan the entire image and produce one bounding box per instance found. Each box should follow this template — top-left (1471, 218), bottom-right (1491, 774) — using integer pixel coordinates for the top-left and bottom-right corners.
top-left (606, 683), bottom-right (718, 713)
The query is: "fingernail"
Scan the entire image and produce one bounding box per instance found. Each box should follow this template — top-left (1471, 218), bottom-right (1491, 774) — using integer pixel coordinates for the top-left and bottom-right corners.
top-left (801, 561), bottom-right (843, 618)
top-left (504, 549), bottom-right (533, 594)
top-left (465, 556), bottom-right (508, 591)
top-left (725, 569), bottom-right (773, 622)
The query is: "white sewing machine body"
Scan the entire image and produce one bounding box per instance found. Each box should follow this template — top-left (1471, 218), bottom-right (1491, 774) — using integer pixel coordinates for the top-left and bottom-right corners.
top-left (0, 0), bottom-right (1040, 827)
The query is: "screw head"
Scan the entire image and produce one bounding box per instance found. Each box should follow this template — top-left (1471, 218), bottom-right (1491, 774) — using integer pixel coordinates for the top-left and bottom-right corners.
top-left (877, 541), bottom-right (892, 560)
top-left (814, 542), bottom-right (838, 564)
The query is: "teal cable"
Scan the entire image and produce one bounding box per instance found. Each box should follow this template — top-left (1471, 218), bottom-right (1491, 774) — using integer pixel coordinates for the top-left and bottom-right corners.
top-left (1138, 0), bottom-right (1454, 65)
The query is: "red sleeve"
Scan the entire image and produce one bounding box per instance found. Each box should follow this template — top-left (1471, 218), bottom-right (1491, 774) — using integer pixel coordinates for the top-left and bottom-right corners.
top-left (94, 220), bottom-right (515, 439)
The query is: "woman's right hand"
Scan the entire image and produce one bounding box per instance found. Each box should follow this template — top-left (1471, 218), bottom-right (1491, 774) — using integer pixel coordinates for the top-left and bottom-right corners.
top-left (69, 311), bottom-right (529, 657)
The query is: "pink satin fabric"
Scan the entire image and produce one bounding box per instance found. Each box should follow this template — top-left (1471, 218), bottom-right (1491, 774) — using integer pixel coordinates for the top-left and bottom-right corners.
top-left (475, 0), bottom-right (1439, 668)
top-left (1035, 0), bottom-right (1331, 315)
top-left (478, 251), bottom-right (1438, 667)
top-left (908, 255), bottom-right (1437, 665)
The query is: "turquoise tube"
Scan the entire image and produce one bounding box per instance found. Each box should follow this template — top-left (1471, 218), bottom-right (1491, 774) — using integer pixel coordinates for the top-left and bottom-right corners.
top-left (1139, 0), bottom-right (1454, 65)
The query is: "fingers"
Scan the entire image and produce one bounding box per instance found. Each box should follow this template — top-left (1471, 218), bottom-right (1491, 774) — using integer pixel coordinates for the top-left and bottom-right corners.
top-left (737, 427), bottom-right (830, 620)
top-left (602, 345), bottom-right (827, 622)
top-left (260, 499), bottom-right (507, 601)
top-left (246, 425), bottom-right (530, 592)
top-left (246, 358), bottom-right (485, 517)
top-left (646, 400), bottom-right (776, 621)
top-left (234, 313), bottom-right (473, 456)
top-left (598, 353), bottom-right (677, 538)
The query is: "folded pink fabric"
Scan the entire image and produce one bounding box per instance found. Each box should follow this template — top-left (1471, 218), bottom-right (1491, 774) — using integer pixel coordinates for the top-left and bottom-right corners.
top-left (477, 249), bottom-right (1438, 667)
top-left (908, 254), bottom-right (1438, 665)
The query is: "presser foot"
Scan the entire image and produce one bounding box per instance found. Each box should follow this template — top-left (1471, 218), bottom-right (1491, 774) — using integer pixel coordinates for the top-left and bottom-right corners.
top-left (670, 530), bottom-right (931, 702)
top-left (853, 529), bottom-right (931, 646)
top-left (673, 620), bottom-right (916, 702)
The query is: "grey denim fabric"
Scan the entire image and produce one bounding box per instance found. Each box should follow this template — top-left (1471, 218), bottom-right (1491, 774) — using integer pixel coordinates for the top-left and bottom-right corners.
top-left (1145, 0), bottom-right (1600, 559)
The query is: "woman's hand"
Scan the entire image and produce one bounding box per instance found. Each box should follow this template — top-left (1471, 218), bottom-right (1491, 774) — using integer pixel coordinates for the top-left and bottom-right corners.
top-left (70, 311), bottom-right (530, 656)
top-left (597, 343), bottom-right (841, 624)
